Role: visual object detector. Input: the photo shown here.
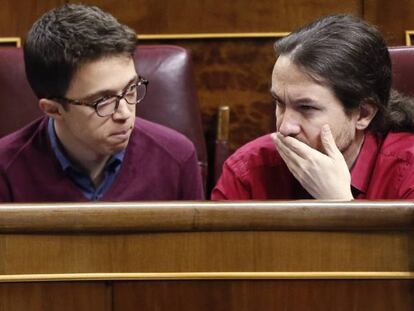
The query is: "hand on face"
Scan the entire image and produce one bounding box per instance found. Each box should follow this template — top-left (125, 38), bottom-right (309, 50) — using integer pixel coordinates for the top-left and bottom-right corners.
top-left (271, 124), bottom-right (353, 200)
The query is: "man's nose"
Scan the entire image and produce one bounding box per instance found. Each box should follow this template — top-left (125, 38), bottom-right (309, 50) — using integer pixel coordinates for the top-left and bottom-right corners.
top-left (277, 110), bottom-right (301, 136)
top-left (112, 98), bottom-right (134, 120)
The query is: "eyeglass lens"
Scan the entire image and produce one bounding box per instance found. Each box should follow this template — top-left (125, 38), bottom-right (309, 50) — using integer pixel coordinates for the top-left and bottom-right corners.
top-left (96, 83), bottom-right (147, 116)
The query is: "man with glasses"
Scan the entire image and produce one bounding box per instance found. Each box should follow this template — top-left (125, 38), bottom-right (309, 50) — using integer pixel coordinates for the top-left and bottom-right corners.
top-left (0, 4), bottom-right (204, 202)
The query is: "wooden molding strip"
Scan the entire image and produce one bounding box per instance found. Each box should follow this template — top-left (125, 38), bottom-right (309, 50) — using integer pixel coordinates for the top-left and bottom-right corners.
top-left (405, 30), bottom-right (414, 46)
top-left (137, 32), bottom-right (289, 40)
top-left (1, 272), bottom-right (413, 283)
top-left (1, 201), bottom-right (414, 232)
top-left (0, 37), bottom-right (21, 47)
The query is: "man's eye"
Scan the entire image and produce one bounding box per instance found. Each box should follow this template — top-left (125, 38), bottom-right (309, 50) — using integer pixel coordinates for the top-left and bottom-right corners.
top-left (273, 99), bottom-right (283, 107)
top-left (126, 84), bottom-right (137, 94)
top-left (95, 96), bottom-right (114, 105)
top-left (300, 105), bottom-right (317, 111)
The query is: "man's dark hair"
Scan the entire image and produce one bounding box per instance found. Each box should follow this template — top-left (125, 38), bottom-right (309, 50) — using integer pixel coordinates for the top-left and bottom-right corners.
top-left (274, 14), bottom-right (414, 134)
top-left (24, 3), bottom-right (137, 99)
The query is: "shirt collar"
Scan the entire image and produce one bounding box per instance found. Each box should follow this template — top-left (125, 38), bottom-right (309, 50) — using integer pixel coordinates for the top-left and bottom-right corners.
top-left (350, 132), bottom-right (381, 194)
top-left (47, 118), bottom-right (125, 172)
top-left (48, 118), bottom-right (71, 171)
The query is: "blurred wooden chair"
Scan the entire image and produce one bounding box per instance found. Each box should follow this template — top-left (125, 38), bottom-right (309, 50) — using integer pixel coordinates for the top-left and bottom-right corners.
top-left (389, 46), bottom-right (414, 97)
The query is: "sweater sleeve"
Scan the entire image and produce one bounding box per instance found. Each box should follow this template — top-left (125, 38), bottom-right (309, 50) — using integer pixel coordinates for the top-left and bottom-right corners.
top-left (179, 148), bottom-right (205, 200)
top-left (0, 169), bottom-right (12, 202)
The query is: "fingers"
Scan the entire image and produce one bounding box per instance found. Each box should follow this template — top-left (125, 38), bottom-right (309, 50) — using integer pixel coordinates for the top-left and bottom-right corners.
top-left (320, 124), bottom-right (341, 158)
top-left (272, 132), bottom-right (318, 159)
top-left (271, 128), bottom-right (352, 200)
top-left (271, 133), bottom-right (304, 182)
top-left (271, 133), bottom-right (303, 165)
top-left (274, 125), bottom-right (340, 160)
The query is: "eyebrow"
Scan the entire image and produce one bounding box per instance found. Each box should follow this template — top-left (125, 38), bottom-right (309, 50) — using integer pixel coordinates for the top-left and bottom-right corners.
top-left (293, 98), bottom-right (319, 106)
top-left (270, 90), bottom-right (319, 106)
top-left (80, 75), bottom-right (138, 101)
top-left (270, 90), bottom-right (283, 102)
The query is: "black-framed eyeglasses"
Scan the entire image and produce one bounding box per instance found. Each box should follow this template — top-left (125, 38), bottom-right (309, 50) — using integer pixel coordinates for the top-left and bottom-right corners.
top-left (53, 77), bottom-right (149, 117)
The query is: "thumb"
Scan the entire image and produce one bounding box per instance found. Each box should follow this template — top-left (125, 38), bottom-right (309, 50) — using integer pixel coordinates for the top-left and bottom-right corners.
top-left (321, 124), bottom-right (340, 158)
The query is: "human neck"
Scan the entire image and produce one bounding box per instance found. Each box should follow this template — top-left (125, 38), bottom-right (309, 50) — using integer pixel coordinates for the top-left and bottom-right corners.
top-left (342, 131), bottom-right (366, 169)
top-left (54, 120), bottom-right (110, 186)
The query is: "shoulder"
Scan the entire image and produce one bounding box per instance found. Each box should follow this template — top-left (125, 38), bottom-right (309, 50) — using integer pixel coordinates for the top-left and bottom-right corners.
top-left (225, 134), bottom-right (280, 177)
top-left (379, 132), bottom-right (414, 161)
top-left (374, 132), bottom-right (414, 198)
top-left (130, 118), bottom-right (196, 163)
top-left (0, 117), bottom-right (48, 170)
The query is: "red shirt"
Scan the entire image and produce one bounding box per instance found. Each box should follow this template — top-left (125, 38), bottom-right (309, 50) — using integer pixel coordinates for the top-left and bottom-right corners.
top-left (212, 132), bottom-right (414, 200)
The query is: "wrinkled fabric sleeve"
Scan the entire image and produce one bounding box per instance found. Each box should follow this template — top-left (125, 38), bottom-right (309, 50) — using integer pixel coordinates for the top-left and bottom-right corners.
top-left (400, 172), bottom-right (414, 199)
top-left (211, 161), bottom-right (250, 200)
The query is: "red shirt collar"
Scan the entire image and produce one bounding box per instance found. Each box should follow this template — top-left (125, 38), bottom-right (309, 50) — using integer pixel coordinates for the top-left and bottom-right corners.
top-left (350, 133), bottom-right (381, 194)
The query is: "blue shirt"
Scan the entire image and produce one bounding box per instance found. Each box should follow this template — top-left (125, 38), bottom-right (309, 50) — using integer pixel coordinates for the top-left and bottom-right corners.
top-left (47, 118), bottom-right (124, 200)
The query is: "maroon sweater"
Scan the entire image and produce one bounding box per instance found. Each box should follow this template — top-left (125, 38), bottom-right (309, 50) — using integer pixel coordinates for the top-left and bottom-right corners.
top-left (0, 117), bottom-right (204, 202)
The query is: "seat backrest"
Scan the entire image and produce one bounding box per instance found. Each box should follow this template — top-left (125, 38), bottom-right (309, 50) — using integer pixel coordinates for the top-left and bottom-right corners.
top-left (0, 48), bottom-right (41, 137)
top-left (134, 45), bottom-right (207, 175)
top-left (389, 46), bottom-right (414, 97)
top-left (0, 45), bottom-right (207, 184)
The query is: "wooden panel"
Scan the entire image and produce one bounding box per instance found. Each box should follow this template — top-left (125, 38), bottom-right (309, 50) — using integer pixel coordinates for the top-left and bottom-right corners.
top-left (1, 279), bottom-right (412, 311)
top-left (364, 0), bottom-right (414, 46)
top-left (0, 202), bottom-right (412, 310)
top-left (0, 0), bottom-right (65, 40)
top-left (2, 201), bottom-right (413, 232)
top-left (0, 230), bottom-right (411, 274)
top-left (0, 202), bottom-right (413, 275)
top-left (0, 282), bottom-right (110, 311)
top-left (0, 0), bottom-right (362, 40)
top-left (140, 38), bottom-right (277, 152)
top-left (113, 280), bottom-right (414, 311)
top-left (72, 0), bottom-right (361, 34)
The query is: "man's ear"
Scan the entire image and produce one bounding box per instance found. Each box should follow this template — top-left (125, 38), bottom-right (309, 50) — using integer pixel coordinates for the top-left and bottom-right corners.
top-left (39, 99), bottom-right (63, 120)
top-left (355, 101), bottom-right (378, 130)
